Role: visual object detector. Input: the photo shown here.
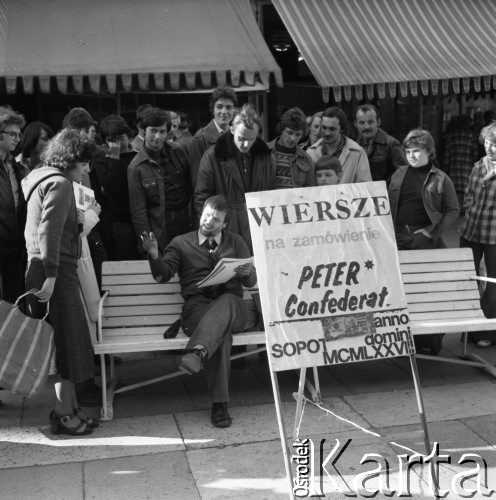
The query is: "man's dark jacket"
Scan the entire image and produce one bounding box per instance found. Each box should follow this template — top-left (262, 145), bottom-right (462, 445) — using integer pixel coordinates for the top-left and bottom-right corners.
top-left (128, 141), bottom-right (191, 251)
top-left (0, 159), bottom-right (28, 257)
top-left (194, 132), bottom-right (274, 252)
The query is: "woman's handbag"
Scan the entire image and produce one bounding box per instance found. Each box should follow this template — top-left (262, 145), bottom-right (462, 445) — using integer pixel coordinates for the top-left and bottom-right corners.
top-left (0, 291), bottom-right (54, 398)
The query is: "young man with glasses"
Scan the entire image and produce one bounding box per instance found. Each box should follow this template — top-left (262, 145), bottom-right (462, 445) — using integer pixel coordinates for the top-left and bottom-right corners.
top-left (0, 105), bottom-right (27, 303)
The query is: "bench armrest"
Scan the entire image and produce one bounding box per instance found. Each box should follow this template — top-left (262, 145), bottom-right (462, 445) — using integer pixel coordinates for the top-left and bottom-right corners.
top-left (96, 290), bottom-right (110, 344)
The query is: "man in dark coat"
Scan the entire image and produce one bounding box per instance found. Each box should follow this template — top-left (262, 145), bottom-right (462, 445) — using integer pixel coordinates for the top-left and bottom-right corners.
top-left (194, 104), bottom-right (274, 253)
top-left (0, 105), bottom-right (27, 302)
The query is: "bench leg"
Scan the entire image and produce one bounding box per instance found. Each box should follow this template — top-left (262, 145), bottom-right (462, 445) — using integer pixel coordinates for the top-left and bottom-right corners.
top-left (456, 331), bottom-right (496, 378)
top-left (99, 353), bottom-right (118, 421)
top-left (109, 354), bottom-right (115, 380)
top-left (462, 353), bottom-right (496, 378)
top-left (460, 331), bottom-right (468, 357)
top-left (99, 354), bottom-right (108, 420)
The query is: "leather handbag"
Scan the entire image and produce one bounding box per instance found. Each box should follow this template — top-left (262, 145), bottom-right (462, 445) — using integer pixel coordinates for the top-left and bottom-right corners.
top-left (0, 291), bottom-right (54, 398)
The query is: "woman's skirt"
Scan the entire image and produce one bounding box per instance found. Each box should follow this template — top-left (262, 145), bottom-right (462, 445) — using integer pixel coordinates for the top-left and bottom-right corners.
top-left (25, 259), bottom-right (94, 384)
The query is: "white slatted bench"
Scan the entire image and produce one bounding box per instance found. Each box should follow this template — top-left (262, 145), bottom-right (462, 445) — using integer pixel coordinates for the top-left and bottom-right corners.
top-left (95, 247), bottom-right (496, 420)
top-left (399, 247), bottom-right (496, 373)
top-left (95, 260), bottom-right (265, 420)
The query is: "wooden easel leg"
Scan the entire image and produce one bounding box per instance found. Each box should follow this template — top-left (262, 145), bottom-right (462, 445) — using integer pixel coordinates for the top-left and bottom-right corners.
top-left (293, 368), bottom-right (306, 440)
top-left (408, 353), bottom-right (440, 497)
top-left (312, 366), bottom-right (321, 404)
top-left (268, 367), bottom-right (296, 500)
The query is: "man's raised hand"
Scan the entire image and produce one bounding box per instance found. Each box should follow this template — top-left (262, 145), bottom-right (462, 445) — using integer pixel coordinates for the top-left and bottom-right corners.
top-left (141, 231), bottom-right (159, 260)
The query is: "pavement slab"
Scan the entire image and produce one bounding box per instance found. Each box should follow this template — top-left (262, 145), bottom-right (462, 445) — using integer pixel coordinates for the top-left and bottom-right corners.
top-left (175, 398), bottom-right (369, 451)
top-left (186, 440), bottom-right (290, 500)
top-left (0, 462), bottom-right (83, 500)
top-left (83, 451), bottom-right (200, 500)
top-left (377, 419), bottom-right (496, 497)
top-left (0, 414), bottom-right (184, 468)
top-left (343, 380), bottom-right (496, 427)
top-left (461, 414), bottom-right (496, 446)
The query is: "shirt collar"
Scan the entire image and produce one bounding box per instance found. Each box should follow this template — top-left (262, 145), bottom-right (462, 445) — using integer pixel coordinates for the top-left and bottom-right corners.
top-left (213, 119), bottom-right (227, 135)
top-left (198, 230), bottom-right (222, 247)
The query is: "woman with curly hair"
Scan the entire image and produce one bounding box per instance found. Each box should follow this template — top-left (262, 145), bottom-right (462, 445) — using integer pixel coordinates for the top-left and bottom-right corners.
top-left (22, 129), bottom-right (98, 435)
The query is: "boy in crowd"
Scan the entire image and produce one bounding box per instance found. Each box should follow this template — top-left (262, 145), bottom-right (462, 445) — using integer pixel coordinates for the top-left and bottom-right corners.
top-left (314, 155), bottom-right (342, 186)
top-left (268, 107), bottom-right (314, 189)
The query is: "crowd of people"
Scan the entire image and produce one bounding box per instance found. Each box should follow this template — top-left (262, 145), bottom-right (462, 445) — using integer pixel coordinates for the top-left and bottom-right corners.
top-left (1, 85), bottom-right (496, 433)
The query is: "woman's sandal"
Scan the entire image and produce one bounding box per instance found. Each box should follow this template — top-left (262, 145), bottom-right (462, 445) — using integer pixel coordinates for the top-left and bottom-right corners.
top-left (49, 410), bottom-right (93, 436)
top-left (73, 407), bottom-right (99, 429)
top-left (476, 340), bottom-right (492, 348)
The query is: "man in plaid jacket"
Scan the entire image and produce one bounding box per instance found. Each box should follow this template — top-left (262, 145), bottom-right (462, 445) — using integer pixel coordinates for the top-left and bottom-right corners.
top-left (460, 123), bottom-right (496, 345)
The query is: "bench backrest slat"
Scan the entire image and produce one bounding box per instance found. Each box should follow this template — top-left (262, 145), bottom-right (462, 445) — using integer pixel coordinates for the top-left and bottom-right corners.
top-left (102, 261), bottom-right (180, 278)
top-left (405, 290), bottom-right (479, 303)
top-left (400, 261), bottom-right (474, 273)
top-left (104, 283), bottom-right (182, 295)
top-left (398, 248), bottom-right (474, 263)
top-left (106, 295), bottom-right (183, 307)
top-left (400, 270), bottom-right (474, 284)
top-left (408, 300), bottom-right (482, 314)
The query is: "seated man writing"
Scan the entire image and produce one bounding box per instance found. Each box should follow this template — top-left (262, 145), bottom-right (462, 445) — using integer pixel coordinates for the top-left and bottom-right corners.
top-left (141, 195), bottom-right (256, 428)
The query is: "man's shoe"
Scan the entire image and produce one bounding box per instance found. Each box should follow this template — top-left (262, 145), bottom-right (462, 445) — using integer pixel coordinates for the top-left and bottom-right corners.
top-left (178, 348), bottom-right (207, 375)
top-left (211, 402), bottom-right (232, 428)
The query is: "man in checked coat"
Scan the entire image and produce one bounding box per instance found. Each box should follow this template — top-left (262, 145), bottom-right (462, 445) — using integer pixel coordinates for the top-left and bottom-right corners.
top-left (460, 123), bottom-right (496, 345)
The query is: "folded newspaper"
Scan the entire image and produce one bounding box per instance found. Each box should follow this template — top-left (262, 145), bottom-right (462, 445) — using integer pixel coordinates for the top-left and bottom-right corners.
top-left (197, 257), bottom-right (254, 288)
top-left (73, 183), bottom-right (95, 210)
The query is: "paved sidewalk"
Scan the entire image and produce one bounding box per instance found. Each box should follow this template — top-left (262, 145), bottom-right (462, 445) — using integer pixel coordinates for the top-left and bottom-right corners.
top-left (1, 333), bottom-right (496, 499)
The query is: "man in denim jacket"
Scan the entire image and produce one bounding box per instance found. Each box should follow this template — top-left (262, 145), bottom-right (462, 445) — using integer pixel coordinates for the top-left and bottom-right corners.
top-left (267, 107), bottom-right (314, 189)
top-left (128, 108), bottom-right (192, 253)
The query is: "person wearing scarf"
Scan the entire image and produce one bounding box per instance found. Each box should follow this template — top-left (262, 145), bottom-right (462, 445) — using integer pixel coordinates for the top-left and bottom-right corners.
top-left (307, 106), bottom-right (371, 184)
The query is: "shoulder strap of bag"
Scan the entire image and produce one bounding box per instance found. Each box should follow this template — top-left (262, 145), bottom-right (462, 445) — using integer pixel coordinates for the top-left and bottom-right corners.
top-left (25, 173), bottom-right (66, 203)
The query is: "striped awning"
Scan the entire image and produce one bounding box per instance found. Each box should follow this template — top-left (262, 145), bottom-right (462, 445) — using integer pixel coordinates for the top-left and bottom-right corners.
top-left (272, 0), bottom-right (496, 102)
top-left (0, 0), bottom-right (282, 94)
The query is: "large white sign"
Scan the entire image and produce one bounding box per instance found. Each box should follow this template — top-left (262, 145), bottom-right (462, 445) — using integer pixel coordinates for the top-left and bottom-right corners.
top-left (246, 182), bottom-right (414, 372)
